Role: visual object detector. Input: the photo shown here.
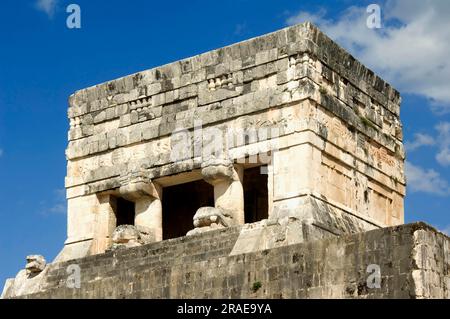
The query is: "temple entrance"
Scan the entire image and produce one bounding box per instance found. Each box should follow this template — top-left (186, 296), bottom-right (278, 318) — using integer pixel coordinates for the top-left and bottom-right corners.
top-left (244, 166), bottom-right (268, 223)
top-left (162, 179), bottom-right (214, 239)
top-left (115, 197), bottom-right (135, 226)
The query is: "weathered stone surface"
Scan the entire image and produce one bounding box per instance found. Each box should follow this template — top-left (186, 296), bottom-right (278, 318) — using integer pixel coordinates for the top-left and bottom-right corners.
top-left (187, 207), bottom-right (231, 236)
top-left (112, 225), bottom-right (141, 244)
top-left (109, 225), bottom-right (160, 250)
top-left (201, 159), bottom-right (234, 185)
top-left (25, 255), bottom-right (46, 276)
top-left (3, 22), bottom-right (413, 299)
top-left (61, 23), bottom-right (405, 263)
top-left (135, 225), bottom-right (156, 244)
top-left (1, 255), bottom-right (49, 299)
top-left (119, 181), bottom-right (157, 201)
top-left (3, 223), bottom-right (448, 299)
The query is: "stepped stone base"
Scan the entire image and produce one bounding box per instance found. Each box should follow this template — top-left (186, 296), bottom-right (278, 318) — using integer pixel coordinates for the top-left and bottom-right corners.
top-left (2, 222), bottom-right (449, 299)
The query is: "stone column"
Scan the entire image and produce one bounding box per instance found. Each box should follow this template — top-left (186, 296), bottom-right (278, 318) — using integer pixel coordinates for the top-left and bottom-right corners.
top-left (91, 194), bottom-right (117, 254)
top-left (119, 179), bottom-right (163, 242)
top-left (134, 193), bottom-right (163, 241)
top-left (201, 159), bottom-right (245, 225)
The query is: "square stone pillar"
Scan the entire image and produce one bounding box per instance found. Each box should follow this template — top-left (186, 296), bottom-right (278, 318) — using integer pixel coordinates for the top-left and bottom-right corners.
top-left (91, 194), bottom-right (117, 254)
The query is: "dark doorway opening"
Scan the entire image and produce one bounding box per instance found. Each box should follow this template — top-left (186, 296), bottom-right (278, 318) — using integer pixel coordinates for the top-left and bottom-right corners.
top-left (244, 166), bottom-right (268, 223)
top-left (115, 197), bottom-right (135, 226)
top-left (162, 179), bottom-right (214, 240)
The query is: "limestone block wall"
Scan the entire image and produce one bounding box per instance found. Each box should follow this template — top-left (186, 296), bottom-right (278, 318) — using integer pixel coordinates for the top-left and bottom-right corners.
top-left (61, 22), bottom-right (405, 261)
top-left (5, 223), bottom-right (448, 299)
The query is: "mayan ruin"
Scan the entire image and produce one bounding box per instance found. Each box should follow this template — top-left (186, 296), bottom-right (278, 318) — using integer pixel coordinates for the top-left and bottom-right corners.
top-left (2, 22), bottom-right (449, 299)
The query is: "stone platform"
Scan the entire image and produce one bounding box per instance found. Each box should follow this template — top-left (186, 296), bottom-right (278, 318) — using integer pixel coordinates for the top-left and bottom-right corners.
top-left (3, 222), bottom-right (448, 299)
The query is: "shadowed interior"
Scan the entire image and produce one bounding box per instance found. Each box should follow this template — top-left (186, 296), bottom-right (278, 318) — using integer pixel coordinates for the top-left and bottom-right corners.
top-left (115, 197), bottom-right (136, 226)
top-left (162, 179), bottom-right (214, 239)
top-left (244, 166), bottom-right (268, 223)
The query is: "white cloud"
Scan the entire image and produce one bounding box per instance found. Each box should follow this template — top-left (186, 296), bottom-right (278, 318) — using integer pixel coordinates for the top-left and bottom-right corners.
top-left (50, 188), bottom-right (67, 214)
top-left (39, 188), bottom-right (67, 216)
top-left (36, 0), bottom-right (58, 18)
top-left (436, 148), bottom-right (450, 167)
top-left (49, 203), bottom-right (66, 214)
top-left (435, 122), bottom-right (450, 166)
top-left (405, 133), bottom-right (435, 152)
top-left (286, 9), bottom-right (328, 27)
top-left (405, 161), bottom-right (450, 196)
top-left (286, 0), bottom-right (450, 110)
top-left (405, 123), bottom-right (450, 167)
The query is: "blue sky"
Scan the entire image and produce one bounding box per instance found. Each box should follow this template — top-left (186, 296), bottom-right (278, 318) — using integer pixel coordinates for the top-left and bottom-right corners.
top-left (1, 0), bottom-right (449, 286)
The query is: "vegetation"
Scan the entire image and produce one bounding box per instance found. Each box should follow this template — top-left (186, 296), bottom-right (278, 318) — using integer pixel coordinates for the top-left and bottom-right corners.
top-left (359, 115), bottom-right (376, 130)
top-left (319, 86), bottom-right (327, 95)
top-left (252, 281), bottom-right (262, 293)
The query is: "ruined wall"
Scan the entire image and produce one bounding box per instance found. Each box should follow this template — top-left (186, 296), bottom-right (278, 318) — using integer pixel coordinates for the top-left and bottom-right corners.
top-left (4, 223), bottom-right (447, 299)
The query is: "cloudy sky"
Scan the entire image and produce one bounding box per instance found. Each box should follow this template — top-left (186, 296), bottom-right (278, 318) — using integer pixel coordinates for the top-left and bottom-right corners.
top-left (0, 0), bottom-right (449, 285)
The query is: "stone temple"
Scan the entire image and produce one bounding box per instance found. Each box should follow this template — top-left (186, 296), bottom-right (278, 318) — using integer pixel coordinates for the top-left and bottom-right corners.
top-left (2, 22), bottom-right (449, 299)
